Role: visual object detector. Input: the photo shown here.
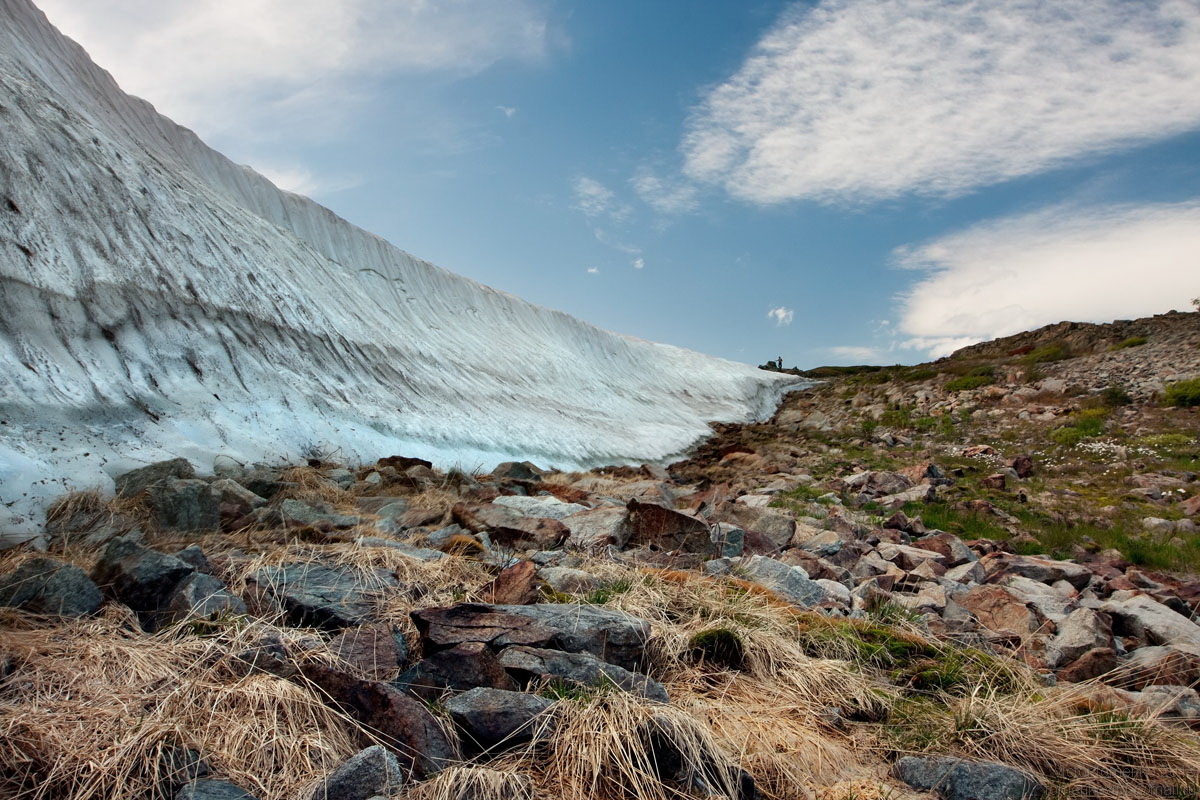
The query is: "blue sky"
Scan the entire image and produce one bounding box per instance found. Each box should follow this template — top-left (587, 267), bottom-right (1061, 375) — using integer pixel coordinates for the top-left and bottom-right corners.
top-left (36, 0), bottom-right (1200, 368)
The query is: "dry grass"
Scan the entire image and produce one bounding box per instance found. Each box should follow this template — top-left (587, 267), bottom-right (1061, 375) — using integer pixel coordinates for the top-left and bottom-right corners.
top-left (398, 766), bottom-right (533, 800)
top-left (276, 467), bottom-right (355, 509)
top-left (0, 608), bottom-right (363, 800)
top-left (405, 487), bottom-right (460, 515)
top-left (43, 489), bottom-right (151, 550)
top-left (885, 681), bottom-right (1200, 798)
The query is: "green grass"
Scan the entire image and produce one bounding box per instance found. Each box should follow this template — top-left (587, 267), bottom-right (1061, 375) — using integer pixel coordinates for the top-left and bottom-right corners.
top-left (1049, 407), bottom-right (1108, 447)
top-left (945, 374), bottom-right (993, 392)
top-left (1021, 343), bottom-right (1071, 364)
top-left (1110, 336), bottom-right (1148, 350)
top-left (902, 501), bottom-right (1008, 540)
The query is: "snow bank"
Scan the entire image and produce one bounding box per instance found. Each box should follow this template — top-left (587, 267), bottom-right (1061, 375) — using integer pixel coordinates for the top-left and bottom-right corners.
top-left (0, 0), bottom-right (800, 546)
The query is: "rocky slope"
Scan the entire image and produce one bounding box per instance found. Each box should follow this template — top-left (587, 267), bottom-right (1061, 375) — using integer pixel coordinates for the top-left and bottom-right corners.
top-left (1, 311), bottom-right (1198, 800)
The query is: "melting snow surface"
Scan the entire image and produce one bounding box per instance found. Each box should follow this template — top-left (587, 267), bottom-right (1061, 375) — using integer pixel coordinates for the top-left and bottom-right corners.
top-left (0, 0), bottom-right (801, 545)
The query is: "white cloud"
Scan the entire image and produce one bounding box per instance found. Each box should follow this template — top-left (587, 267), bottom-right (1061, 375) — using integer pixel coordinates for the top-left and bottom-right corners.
top-left (632, 257), bottom-right (645, 270)
top-left (630, 168), bottom-right (699, 215)
top-left (572, 177), bottom-right (617, 218)
top-left (252, 163), bottom-right (362, 197)
top-left (586, 266), bottom-right (599, 274)
top-left (37, 0), bottom-right (552, 144)
top-left (683, 0), bottom-right (1200, 205)
top-left (497, 105), bottom-right (517, 118)
top-left (895, 201), bottom-right (1200, 358)
top-left (829, 345), bottom-right (882, 362)
top-left (767, 306), bottom-right (795, 326)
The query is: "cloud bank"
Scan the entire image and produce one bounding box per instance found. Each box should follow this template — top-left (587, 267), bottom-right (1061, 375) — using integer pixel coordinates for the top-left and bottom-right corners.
top-left (895, 202), bottom-right (1200, 357)
top-left (37, 0), bottom-right (553, 145)
top-left (683, 0), bottom-right (1200, 205)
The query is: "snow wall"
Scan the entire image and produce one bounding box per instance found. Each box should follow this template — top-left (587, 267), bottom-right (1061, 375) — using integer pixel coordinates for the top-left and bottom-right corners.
top-left (0, 0), bottom-right (800, 545)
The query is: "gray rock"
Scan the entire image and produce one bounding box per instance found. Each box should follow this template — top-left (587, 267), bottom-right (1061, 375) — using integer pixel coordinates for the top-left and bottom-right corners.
top-left (145, 479), bottom-right (220, 531)
top-left (538, 566), bottom-right (599, 594)
top-left (561, 506), bottom-right (632, 550)
top-left (91, 536), bottom-right (194, 623)
top-left (413, 602), bottom-right (652, 672)
top-left (397, 641), bottom-right (517, 701)
top-left (498, 645), bottom-right (668, 702)
top-left (735, 508), bottom-right (796, 550)
top-left (279, 499), bottom-right (361, 530)
top-left (493, 495), bottom-right (588, 520)
top-left (734, 555), bottom-right (825, 607)
top-left (247, 563), bottom-right (399, 630)
top-left (710, 522), bottom-right (745, 558)
top-left (310, 745), bottom-right (404, 800)
top-left (1045, 607), bottom-right (1109, 668)
top-left (491, 461), bottom-right (544, 483)
top-left (893, 755), bottom-right (1044, 799)
top-left (176, 779), bottom-right (259, 800)
top-left (0, 558), bottom-right (102, 616)
top-left (163, 572), bottom-right (247, 624)
top-left (444, 687), bottom-right (555, 751)
top-left (209, 478), bottom-right (268, 513)
top-left (173, 545), bottom-right (214, 574)
top-left (353, 537), bottom-right (445, 562)
top-left (114, 458), bottom-right (195, 498)
top-left (326, 468), bottom-right (356, 489)
top-left (1100, 593), bottom-right (1200, 647)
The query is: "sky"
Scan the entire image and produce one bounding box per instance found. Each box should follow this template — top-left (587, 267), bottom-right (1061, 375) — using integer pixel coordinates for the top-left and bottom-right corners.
top-left (33, 0), bottom-right (1200, 368)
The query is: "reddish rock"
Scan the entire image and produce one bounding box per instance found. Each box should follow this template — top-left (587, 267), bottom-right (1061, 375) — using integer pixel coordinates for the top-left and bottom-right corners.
top-left (451, 503), bottom-right (568, 550)
top-left (481, 560), bottom-right (541, 605)
top-left (1183, 494), bottom-right (1200, 517)
top-left (898, 462), bottom-right (946, 484)
top-left (398, 641), bottom-right (517, 701)
top-left (980, 473), bottom-right (1007, 490)
top-left (1010, 455), bottom-right (1035, 478)
top-left (959, 585), bottom-right (1041, 638)
top-left (914, 532), bottom-right (975, 567)
top-left (1056, 647), bottom-right (1119, 683)
top-left (1115, 645), bottom-right (1200, 690)
top-left (560, 506), bottom-right (632, 550)
top-left (330, 623), bottom-right (407, 680)
top-left (300, 663), bottom-right (459, 777)
top-left (625, 499), bottom-right (710, 553)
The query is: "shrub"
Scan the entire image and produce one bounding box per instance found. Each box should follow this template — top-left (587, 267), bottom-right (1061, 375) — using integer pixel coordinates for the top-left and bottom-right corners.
top-left (1164, 377), bottom-right (1200, 408)
top-left (945, 375), bottom-right (992, 392)
top-left (1099, 384), bottom-right (1132, 407)
top-left (1111, 336), bottom-right (1147, 350)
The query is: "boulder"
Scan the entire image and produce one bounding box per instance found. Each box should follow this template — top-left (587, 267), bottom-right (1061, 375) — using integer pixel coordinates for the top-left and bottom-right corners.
top-left (1137, 685), bottom-right (1200, 726)
top-left (498, 645), bottom-right (668, 702)
top-left (878, 543), bottom-right (946, 572)
top-left (278, 499), bottom-right (361, 530)
top-left (997, 575), bottom-right (1074, 624)
top-left (538, 567), bottom-right (599, 595)
top-left (0, 558), bottom-right (102, 617)
top-left (1100, 593), bottom-right (1200, 647)
top-left (163, 573), bottom-right (247, 624)
top-left (734, 555), bottom-right (825, 608)
top-left (330, 624), bottom-right (408, 680)
top-left (114, 458), bottom-right (196, 498)
top-left (91, 536), bottom-right (194, 624)
top-left (1117, 645), bottom-right (1200, 690)
top-left (492, 496), bottom-right (587, 520)
top-left (481, 560), bottom-right (542, 605)
top-left (246, 563), bottom-right (399, 630)
top-left (412, 602), bottom-right (652, 672)
top-left (176, 780), bottom-right (259, 800)
top-left (145, 478), bottom-right (220, 531)
top-left (709, 523), bottom-right (745, 558)
top-left (843, 471), bottom-right (913, 498)
top-left (561, 506), bottom-right (632, 550)
top-left (352, 538), bottom-right (444, 562)
top-left (444, 687), bottom-right (554, 752)
top-left (734, 507), bottom-right (796, 550)
top-left (625, 499), bottom-right (709, 553)
top-left (959, 585), bottom-right (1041, 638)
top-left (209, 478), bottom-right (268, 515)
top-left (452, 503), bottom-right (568, 550)
top-left (1044, 608), bottom-right (1110, 669)
top-left (1056, 647), bottom-right (1119, 683)
top-left (490, 461), bottom-right (544, 484)
top-left (915, 533), bottom-right (976, 568)
top-left (893, 755), bottom-right (1043, 800)
top-left (398, 641), bottom-right (517, 701)
top-left (300, 663), bottom-right (459, 778)
top-left (981, 553), bottom-right (1092, 590)
top-left (310, 745), bottom-right (404, 800)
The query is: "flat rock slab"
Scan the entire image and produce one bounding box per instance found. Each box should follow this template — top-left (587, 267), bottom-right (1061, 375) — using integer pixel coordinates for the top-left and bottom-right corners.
top-left (561, 506), bottom-right (632, 550)
top-left (625, 499), bottom-right (710, 553)
top-left (732, 555), bottom-right (825, 608)
top-left (492, 495), bottom-right (588, 520)
top-left (412, 602), bottom-right (652, 672)
top-left (893, 755), bottom-right (1044, 800)
top-left (444, 687), bottom-right (555, 752)
top-left (498, 645), bottom-right (668, 702)
top-left (163, 572), bottom-right (247, 624)
top-left (176, 780), bottom-right (259, 800)
top-left (247, 563), bottom-right (399, 630)
top-left (330, 623), bottom-right (408, 680)
top-left (0, 558), bottom-right (102, 617)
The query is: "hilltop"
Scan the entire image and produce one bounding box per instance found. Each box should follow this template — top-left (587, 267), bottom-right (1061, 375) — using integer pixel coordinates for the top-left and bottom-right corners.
top-left (2, 310), bottom-right (1199, 800)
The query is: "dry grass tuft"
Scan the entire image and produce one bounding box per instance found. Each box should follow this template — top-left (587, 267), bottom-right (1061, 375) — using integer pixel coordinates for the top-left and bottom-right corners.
top-left (886, 681), bottom-right (1200, 798)
top-left (43, 489), bottom-right (152, 550)
top-left (276, 467), bottom-right (354, 509)
top-left (521, 690), bottom-right (746, 800)
top-left (399, 766), bottom-right (533, 800)
top-left (405, 487), bottom-right (460, 515)
top-left (0, 608), bottom-right (363, 800)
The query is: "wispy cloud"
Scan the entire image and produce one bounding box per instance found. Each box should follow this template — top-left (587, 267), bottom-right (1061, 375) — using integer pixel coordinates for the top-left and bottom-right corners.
top-left (37, 0), bottom-right (554, 145)
top-left (586, 266), bottom-right (599, 274)
top-left (630, 168), bottom-right (699, 215)
top-left (632, 257), bottom-right (645, 270)
top-left (683, 0), bottom-right (1200, 205)
top-left (572, 176), bottom-right (621, 219)
top-left (496, 105), bottom-right (517, 118)
top-left (767, 306), bottom-right (795, 326)
top-left (829, 345), bottom-right (882, 362)
top-left (894, 201), bottom-right (1200, 357)
top-left (253, 163), bottom-right (361, 197)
